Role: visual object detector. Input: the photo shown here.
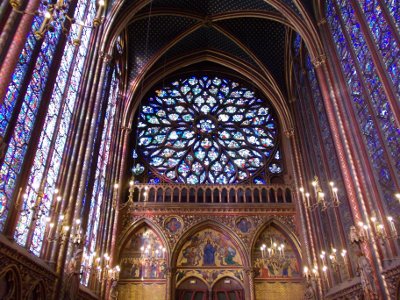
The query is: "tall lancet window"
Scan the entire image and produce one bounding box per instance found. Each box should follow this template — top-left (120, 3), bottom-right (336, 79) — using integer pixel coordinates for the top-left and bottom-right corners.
top-left (326, 0), bottom-right (400, 207)
top-left (81, 68), bottom-right (120, 285)
top-left (134, 75), bottom-right (283, 185)
top-left (0, 0), bottom-right (97, 254)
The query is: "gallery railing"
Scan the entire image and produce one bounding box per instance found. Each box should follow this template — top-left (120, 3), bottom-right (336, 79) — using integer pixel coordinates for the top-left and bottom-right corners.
top-left (127, 183), bottom-right (294, 204)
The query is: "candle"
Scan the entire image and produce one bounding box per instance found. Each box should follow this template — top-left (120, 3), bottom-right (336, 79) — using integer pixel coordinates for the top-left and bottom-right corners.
top-left (320, 251), bottom-right (326, 264)
top-left (305, 193), bottom-right (310, 208)
top-left (312, 180), bottom-right (318, 198)
top-left (376, 224), bottom-right (385, 236)
top-left (387, 216), bottom-right (397, 236)
top-left (48, 222), bottom-right (54, 238)
top-left (73, 24), bottom-right (84, 46)
top-left (303, 266), bottom-right (309, 278)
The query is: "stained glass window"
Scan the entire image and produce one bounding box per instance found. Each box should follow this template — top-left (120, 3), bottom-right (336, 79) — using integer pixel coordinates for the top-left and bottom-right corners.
top-left (326, 0), bottom-right (398, 207)
top-left (2, 1), bottom-right (95, 250)
top-left (356, 0), bottom-right (400, 106)
top-left (137, 76), bottom-right (281, 185)
top-left (0, 2), bottom-right (50, 230)
top-left (0, 2), bottom-right (69, 231)
top-left (12, 0), bottom-right (97, 252)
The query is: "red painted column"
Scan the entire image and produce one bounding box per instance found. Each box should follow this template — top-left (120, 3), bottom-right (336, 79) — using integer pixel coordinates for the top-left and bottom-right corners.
top-left (0, 0), bottom-right (40, 106)
top-left (313, 57), bottom-right (387, 298)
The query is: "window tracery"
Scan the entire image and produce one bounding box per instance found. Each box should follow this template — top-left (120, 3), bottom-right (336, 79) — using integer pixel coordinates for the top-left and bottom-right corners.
top-left (137, 75), bottom-right (282, 185)
top-left (0, 0), bottom-right (97, 252)
top-left (326, 0), bottom-right (399, 206)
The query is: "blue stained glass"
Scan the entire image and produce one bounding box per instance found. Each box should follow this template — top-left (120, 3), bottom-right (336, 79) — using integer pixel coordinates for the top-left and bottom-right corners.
top-left (336, 1), bottom-right (400, 174)
top-left (0, 3), bottom-right (46, 137)
top-left (3, 0), bottom-right (97, 250)
top-left (1, 7), bottom-right (64, 232)
top-left (357, 0), bottom-right (400, 107)
top-left (382, 0), bottom-right (400, 32)
top-left (137, 76), bottom-right (281, 184)
top-left (327, 1), bottom-right (397, 199)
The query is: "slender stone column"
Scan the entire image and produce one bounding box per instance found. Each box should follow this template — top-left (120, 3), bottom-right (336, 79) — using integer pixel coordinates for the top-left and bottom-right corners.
top-left (0, 0), bottom-right (40, 105)
top-left (313, 55), bottom-right (388, 299)
top-left (165, 267), bottom-right (173, 300)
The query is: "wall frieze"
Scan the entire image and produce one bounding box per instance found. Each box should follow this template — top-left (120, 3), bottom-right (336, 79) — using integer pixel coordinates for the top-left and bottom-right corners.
top-left (119, 208), bottom-right (297, 252)
top-left (0, 237), bottom-right (57, 298)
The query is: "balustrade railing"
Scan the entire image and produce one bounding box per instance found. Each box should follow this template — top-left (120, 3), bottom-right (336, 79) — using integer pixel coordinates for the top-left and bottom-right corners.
top-left (128, 184), bottom-right (294, 204)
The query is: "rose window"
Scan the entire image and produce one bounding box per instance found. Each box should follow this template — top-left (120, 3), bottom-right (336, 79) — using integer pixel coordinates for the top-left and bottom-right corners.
top-left (137, 75), bottom-right (281, 184)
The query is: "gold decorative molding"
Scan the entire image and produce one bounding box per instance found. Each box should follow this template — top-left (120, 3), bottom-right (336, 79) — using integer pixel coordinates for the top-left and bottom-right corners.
top-left (312, 54), bottom-right (327, 68)
top-left (121, 126), bottom-right (132, 132)
top-left (0, 237), bottom-right (57, 299)
top-left (119, 207), bottom-right (297, 253)
top-left (284, 129), bottom-right (295, 138)
top-left (100, 51), bottom-right (113, 63)
top-left (317, 18), bottom-right (327, 26)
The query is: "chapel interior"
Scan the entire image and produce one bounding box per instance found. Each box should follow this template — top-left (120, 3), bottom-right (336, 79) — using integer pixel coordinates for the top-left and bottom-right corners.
top-left (0, 0), bottom-right (400, 299)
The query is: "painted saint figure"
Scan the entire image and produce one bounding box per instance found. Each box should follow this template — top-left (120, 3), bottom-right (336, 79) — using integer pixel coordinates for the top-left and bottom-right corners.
top-left (203, 240), bottom-right (216, 265)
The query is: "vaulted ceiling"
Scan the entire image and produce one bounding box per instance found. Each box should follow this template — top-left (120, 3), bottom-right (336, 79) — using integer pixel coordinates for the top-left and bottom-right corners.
top-left (114, 0), bottom-right (318, 102)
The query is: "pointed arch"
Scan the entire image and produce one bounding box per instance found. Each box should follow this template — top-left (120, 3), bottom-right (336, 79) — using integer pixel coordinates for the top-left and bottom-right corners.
top-left (176, 275), bottom-right (210, 290)
top-left (25, 280), bottom-right (46, 300)
top-left (117, 218), bottom-right (170, 262)
top-left (0, 265), bottom-right (21, 300)
top-left (250, 217), bottom-right (302, 265)
top-left (211, 276), bottom-right (244, 290)
top-left (171, 219), bottom-right (250, 268)
top-left (123, 50), bottom-right (294, 135)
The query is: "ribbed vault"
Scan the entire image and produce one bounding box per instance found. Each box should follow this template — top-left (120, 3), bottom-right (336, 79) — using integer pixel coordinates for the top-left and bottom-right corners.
top-left (101, 0), bottom-right (322, 128)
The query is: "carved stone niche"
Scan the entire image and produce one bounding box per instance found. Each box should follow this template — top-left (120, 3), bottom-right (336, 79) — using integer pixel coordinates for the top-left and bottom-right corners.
top-left (0, 238), bottom-right (57, 299)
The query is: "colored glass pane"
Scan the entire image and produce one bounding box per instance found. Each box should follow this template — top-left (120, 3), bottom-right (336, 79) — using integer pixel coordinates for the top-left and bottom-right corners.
top-left (357, 0), bottom-right (400, 106)
top-left (5, 0), bottom-right (97, 249)
top-left (0, 9), bottom-right (65, 233)
top-left (27, 0), bottom-right (97, 255)
top-left (137, 76), bottom-right (281, 184)
top-left (335, 0), bottom-right (400, 175)
top-left (382, 0), bottom-right (400, 31)
top-left (327, 0), bottom-right (398, 208)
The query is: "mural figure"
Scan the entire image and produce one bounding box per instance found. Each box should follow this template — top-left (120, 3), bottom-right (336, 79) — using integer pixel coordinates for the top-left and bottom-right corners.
top-left (119, 226), bottom-right (166, 280)
top-left (253, 226), bottom-right (301, 279)
top-left (203, 240), bottom-right (216, 265)
top-left (236, 218), bottom-right (252, 233)
top-left (165, 217), bottom-right (182, 234)
top-left (178, 229), bottom-right (242, 267)
top-left (224, 247), bottom-right (238, 265)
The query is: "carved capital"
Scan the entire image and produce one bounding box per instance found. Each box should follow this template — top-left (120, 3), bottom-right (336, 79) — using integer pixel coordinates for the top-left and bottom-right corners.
top-left (284, 129), bottom-right (295, 138)
top-left (312, 54), bottom-right (327, 68)
top-left (121, 126), bottom-right (132, 132)
top-left (100, 51), bottom-right (113, 63)
top-left (317, 18), bottom-right (327, 26)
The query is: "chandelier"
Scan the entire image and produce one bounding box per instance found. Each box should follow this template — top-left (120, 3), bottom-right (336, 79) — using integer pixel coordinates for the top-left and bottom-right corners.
top-left (8, 0), bottom-right (105, 43)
